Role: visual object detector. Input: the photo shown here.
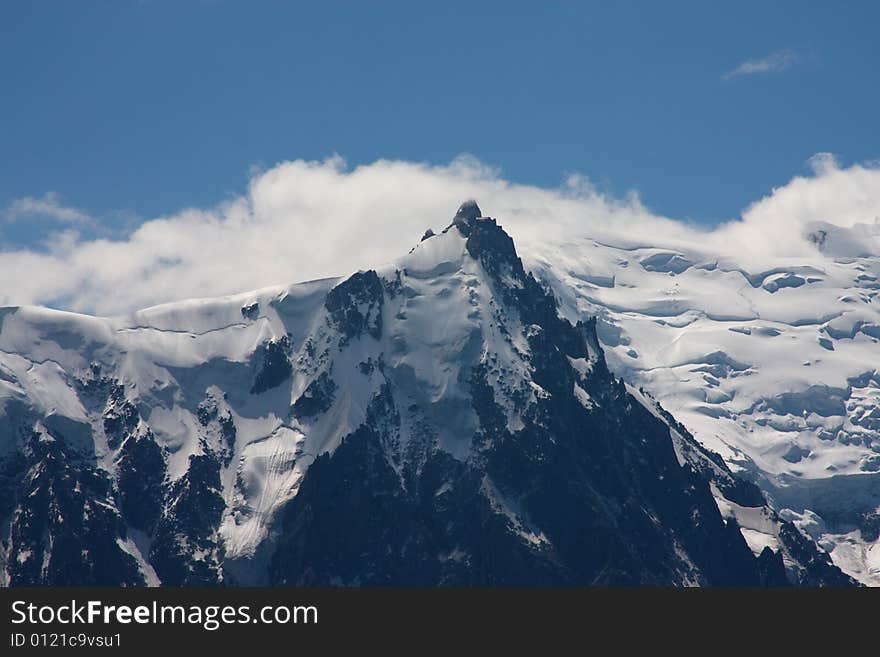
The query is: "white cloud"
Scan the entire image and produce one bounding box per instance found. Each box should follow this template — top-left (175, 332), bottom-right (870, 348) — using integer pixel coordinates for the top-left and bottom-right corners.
top-left (1, 192), bottom-right (95, 226)
top-left (0, 154), bottom-right (878, 315)
top-left (714, 155), bottom-right (880, 260)
top-left (807, 152), bottom-right (839, 175)
top-left (724, 49), bottom-right (798, 79)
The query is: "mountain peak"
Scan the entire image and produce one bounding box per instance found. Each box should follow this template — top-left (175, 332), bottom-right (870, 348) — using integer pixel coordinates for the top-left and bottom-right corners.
top-left (450, 199), bottom-right (483, 233)
top-left (0, 201), bottom-right (860, 587)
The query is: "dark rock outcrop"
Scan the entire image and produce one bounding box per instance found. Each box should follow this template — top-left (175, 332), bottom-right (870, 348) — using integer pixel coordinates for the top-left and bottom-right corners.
top-left (325, 270), bottom-right (384, 344)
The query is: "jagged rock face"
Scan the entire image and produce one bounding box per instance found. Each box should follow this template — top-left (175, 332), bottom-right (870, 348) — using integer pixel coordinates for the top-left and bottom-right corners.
top-left (0, 204), bottom-right (856, 587)
top-left (5, 430), bottom-right (144, 586)
top-left (324, 270), bottom-right (384, 343)
top-left (250, 335), bottom-right (293, 394)
top-left (290, 372), bottom-right (337, 420)
top-left (150, 453), bottom-right (226, 586)
top-left (116, 434), bottom-right (166, 534)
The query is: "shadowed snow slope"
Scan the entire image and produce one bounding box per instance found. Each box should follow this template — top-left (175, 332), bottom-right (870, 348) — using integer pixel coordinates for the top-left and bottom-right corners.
top-left (0, 203), bottom-right (855, 586)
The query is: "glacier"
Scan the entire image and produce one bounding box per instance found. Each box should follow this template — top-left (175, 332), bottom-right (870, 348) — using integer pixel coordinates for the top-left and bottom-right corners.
top-left (525, 218), bottom-right (880, 584)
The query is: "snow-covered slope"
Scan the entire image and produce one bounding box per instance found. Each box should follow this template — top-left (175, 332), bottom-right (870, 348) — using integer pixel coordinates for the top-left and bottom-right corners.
top-left (524, 219), bottom-right (880, 584)
top-left (0, 201), bottom-right (863, 586)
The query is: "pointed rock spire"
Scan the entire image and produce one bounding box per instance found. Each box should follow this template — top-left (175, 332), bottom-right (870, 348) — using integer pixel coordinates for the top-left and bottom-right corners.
top-left (447, 199), bottom-right (483, 236)
top-left (454, 199), bottom-right (482, 223)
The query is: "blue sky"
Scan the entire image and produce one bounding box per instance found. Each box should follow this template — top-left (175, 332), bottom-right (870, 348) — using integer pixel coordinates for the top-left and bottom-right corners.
top-left (1, 0), bottom-right (878, 250)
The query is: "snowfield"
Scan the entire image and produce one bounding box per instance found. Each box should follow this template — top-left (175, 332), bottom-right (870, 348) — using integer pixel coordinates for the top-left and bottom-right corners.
top-left (523, 218), bottom-right (880, 584)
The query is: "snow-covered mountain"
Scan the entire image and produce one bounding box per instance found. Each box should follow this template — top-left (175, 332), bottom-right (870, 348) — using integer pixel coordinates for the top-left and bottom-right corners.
top-left (0, 201), bottom-right (862, 586)
top-left (525, 218), bottom-right (880, 584)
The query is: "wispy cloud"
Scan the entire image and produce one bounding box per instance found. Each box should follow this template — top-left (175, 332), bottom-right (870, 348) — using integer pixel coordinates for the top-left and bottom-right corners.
top-left (2, 192), bottom-right (95, 225)
top-left (724, 49), bottom-right (798, 79)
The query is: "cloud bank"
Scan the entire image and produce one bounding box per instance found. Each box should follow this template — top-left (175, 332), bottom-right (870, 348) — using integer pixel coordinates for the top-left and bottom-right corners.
top-left (1, 154), bottom-right (879, 315)
top-left (724, 49), bottom-right (798, 79)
